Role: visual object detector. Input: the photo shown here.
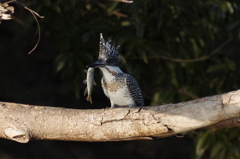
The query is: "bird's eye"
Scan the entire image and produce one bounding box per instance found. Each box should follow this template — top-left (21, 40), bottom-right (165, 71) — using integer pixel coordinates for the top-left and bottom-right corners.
top-left (106, 59), bottom-right (111, 63)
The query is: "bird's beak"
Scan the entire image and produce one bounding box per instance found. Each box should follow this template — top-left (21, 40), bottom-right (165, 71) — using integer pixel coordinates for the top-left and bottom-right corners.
top-left (87, 60), bottom-right (105, 68)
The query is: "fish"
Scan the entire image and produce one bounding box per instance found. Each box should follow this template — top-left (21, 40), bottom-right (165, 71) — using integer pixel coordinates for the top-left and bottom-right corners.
top-left (83, 67), bottom-right (96, 104)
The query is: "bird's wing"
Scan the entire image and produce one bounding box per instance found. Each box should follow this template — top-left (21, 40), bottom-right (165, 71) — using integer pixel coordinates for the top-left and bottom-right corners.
top-left (125, 74), bottom-right (144, 106)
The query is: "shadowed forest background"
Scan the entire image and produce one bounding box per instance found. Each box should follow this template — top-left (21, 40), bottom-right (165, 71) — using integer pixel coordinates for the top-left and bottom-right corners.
top-left (0, 0), bottom-right (240, 158)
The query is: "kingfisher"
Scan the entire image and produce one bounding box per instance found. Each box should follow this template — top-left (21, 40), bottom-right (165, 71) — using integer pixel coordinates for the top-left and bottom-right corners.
top-left (87, 33), bottom-right (144, 108)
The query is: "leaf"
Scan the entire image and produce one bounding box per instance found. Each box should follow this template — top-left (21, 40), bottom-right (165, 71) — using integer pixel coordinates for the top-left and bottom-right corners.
top-left (196, 131), bottom-right (211, 158)
top-left (210, 142), bottom-right (224, 159)
top-left (206, 63), bottom-right (226, 73)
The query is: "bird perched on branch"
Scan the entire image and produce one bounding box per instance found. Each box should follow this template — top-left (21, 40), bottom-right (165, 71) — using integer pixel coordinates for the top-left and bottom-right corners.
top-left (88, 33), bottom-right (144, 108)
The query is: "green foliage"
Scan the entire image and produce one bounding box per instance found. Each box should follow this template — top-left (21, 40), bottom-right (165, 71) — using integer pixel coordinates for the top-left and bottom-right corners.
top-left (21, 0), bottom-right (240, 158)
top-left (196, 128), bottom-right (240, 159)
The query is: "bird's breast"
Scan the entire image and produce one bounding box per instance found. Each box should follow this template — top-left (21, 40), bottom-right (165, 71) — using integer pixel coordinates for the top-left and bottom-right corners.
top-left (103, 81), bottom-right (123, 92)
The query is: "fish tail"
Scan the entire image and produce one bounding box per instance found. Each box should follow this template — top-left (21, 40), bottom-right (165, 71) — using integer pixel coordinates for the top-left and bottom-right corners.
top-left (86, 95), bottom-right (93, 104)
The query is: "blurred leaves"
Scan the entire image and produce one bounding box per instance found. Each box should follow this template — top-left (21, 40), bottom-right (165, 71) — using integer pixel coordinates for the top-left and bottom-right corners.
top-left (195, 128), bottom-right (240, 159)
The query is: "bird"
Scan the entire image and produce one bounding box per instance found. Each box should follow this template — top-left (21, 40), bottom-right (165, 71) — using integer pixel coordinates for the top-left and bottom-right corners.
top-left (87, 33), bottom-right (144, 108)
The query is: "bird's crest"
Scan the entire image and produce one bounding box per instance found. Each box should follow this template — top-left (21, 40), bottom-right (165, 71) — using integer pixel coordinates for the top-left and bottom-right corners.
top-left (98, 33), bottom-right (121, 66)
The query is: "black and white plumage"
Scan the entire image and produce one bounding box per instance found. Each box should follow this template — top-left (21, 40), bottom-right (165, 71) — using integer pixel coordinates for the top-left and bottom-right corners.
top-left (99, 65), bottom-right (144, 108)
top-left (88, 33), bottom-right (144, 108)
top-left (125, 74), bottom-right (144, 106)
top-left (98, 33), bottom-right (121, 67)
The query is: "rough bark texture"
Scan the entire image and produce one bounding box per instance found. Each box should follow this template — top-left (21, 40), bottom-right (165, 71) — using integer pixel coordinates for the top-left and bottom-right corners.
top-left (1, 89), bottom-right (240, 143)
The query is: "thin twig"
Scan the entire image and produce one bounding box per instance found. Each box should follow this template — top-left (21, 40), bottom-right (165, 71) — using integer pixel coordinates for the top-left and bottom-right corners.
top-left (107, 0), bottom-right (133, 3)
top-left (2, 0), bottom-right (16, 4)
top-left (131, 38), bottom-right (233, 63)
top-left (23, 6), bottom-right (44, 54)
top-left (1, 0), bottom-right (44, 54)
top-left (13, 1), bottom-right (44, 54)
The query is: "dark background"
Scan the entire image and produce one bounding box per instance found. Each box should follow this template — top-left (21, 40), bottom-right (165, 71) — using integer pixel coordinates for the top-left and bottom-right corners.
top-left (0, 0), bottom-right (240, 158)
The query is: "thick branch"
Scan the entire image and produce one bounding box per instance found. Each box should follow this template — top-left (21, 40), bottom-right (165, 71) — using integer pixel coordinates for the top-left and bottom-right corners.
top-left (1, 89), bottom-right (240, 143)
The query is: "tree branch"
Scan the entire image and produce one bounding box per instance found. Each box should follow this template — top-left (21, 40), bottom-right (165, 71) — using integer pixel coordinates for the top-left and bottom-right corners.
top-left (1, 89), bottom-right (240, 143)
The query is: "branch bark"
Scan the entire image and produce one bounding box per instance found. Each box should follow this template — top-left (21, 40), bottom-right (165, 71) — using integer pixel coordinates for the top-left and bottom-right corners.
top-left (1, 89), bottom-right (240, 143)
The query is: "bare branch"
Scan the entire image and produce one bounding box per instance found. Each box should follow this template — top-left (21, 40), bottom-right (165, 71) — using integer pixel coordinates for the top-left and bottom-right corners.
top-left (0, 89), bottom-right (240, 143)
top-left (0, 1), bottom-right (15, 22)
